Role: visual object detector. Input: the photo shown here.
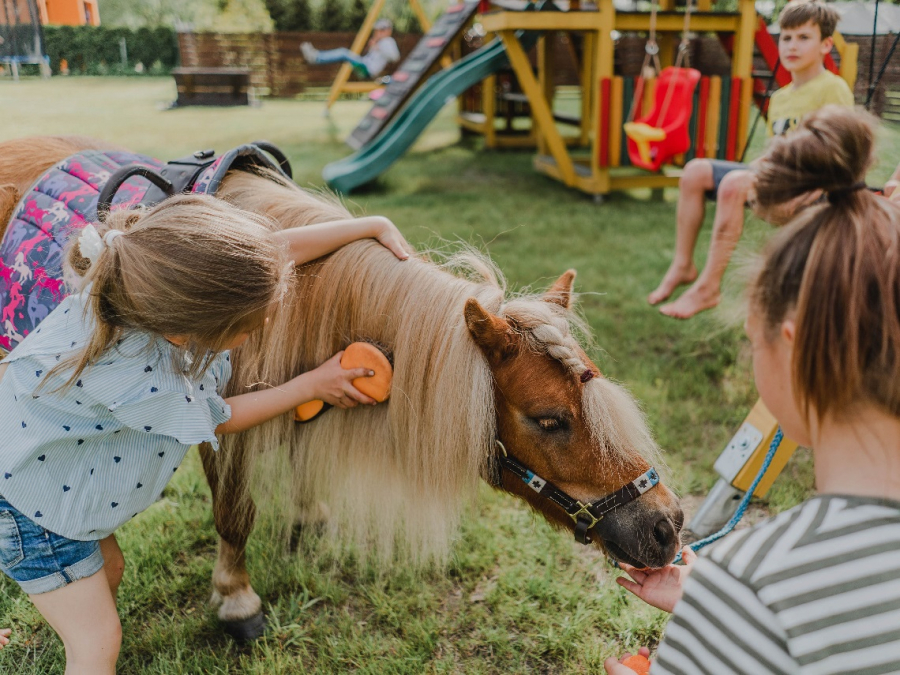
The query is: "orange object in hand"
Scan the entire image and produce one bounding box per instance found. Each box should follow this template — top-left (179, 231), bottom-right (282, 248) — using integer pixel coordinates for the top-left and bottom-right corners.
top-left (622, 654), bottom-right (651, 674)
top-left (295, 342), bottom-right (393, 422)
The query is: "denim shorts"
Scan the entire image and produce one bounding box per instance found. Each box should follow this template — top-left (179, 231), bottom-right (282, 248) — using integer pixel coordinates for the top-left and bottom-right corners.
top-left (0, 495), bottom-right (104, 594)
top-left (705, 159), bottom-right (748, 201)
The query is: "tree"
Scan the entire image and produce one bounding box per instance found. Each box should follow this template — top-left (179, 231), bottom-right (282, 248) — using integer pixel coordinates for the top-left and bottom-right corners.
top-left (264, 0), bottom-right (314, 31)
top-left (347, 0), bottom-right (368, 30)
top-left (318, 0), bottom-right (349, 31)
top-left (211, 0), bottom-right (274, 31)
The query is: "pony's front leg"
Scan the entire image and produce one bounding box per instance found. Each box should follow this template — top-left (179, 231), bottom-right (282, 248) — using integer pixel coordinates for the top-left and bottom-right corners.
top-left (199, 442), bottom-right (266, 640)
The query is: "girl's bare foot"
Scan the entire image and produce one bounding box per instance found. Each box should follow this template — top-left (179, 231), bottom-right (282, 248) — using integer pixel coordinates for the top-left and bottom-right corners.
top-left (659, 282), bottom-right (720, 319)
top-left (647, 264), bottom-right (698, 306)
top-left (0, 628), bottom-right (11, 648)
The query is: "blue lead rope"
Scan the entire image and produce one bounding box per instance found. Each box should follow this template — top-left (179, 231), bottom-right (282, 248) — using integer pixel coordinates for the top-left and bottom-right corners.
top-left (672, 427), bottom-right (784, 564)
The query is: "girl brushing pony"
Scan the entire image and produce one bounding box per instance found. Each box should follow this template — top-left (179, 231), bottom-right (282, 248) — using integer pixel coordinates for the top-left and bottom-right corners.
top-left (0, 194), bottom-right (409, 673)
top-left (607, 105), bottom-right (900, 674)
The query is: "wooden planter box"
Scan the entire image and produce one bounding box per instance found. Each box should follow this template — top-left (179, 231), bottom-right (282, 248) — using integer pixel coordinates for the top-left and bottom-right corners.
top-left (171, 67), bottom-right (251, 106)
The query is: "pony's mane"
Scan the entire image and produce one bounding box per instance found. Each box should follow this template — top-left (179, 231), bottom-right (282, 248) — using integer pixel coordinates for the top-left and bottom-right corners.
top-left (215, 171), bottom-right (661, 563)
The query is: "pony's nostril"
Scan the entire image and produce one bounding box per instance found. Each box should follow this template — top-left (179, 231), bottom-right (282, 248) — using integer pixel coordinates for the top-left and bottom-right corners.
top-left (653, 518), bottom-right (677, 549)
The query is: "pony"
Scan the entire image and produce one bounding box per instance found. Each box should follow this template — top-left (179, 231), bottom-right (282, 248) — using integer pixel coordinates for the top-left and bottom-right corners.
top-left (0, 136), bottom-right (684, 639)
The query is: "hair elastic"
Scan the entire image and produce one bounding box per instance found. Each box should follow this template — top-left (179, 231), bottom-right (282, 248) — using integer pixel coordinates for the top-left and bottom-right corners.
top-left (827, 181), bottom-right (867, 204)
top-left (103, 229), bottom-right (125, 246)
top-left (78, 224), bottom-right (125, 265)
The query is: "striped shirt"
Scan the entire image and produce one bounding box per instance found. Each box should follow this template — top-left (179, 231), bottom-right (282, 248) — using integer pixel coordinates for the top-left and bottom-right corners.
top-left (653, 495), bottom-right (900, 675)
top-left (0, 291), bottom-right (232, 541)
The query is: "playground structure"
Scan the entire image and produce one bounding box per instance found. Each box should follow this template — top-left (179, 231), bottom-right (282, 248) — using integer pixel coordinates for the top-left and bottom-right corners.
top-left (323, 0), bottom-right (859, 199)
top-left (0, 0), bottom-right (50, 79)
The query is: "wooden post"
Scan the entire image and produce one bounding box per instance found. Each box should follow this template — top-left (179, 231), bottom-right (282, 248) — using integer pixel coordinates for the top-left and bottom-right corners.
top-left (580, 31), bottom-right (593, 146)
top-left (732, 0), bottom-right (757, 159)
top-left (591, 0), bottom-right (615, 183)
top-left (501, 30), bottom-right (576, 186)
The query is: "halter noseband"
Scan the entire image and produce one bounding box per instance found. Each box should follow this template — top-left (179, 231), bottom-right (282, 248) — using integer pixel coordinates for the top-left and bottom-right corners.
top-left (494, 440), bottom-right (660, 545)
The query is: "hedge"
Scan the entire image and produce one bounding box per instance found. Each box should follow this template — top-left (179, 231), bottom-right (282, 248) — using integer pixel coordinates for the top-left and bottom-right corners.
top-left (42, 25), bottom-right (179, 75)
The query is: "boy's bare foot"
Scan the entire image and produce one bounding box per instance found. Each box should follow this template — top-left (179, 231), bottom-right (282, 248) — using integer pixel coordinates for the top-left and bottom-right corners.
top-left (0, 628), bottom-right (11, 648)
top-left (659, 283), bottom-right (720, 319)
top-left (647, 264), bottom-right (698, 305)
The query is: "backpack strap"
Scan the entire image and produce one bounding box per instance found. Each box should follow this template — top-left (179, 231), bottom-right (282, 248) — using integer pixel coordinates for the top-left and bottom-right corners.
top-left (95, 141), bottom-right (293, 213)
top-left (191, 142), bottom-right (292, 196)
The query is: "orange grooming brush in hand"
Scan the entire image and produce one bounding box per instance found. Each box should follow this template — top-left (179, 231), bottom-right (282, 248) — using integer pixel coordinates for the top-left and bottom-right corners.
top-left (295, 342), bottom-right (393, 422)
top-left (621, 654), bottom-right (651, 674)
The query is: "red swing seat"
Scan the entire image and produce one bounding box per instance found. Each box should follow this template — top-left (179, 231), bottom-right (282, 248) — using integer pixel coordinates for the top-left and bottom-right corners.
top-left (625, 66), bottom-right (702, 172)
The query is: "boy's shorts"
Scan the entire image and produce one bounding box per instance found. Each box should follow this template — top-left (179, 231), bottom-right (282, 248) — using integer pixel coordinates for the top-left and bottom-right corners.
top-left (705, 159), bottom-right (747, 201)
top-left (0, 494), bottom-right (104, 594)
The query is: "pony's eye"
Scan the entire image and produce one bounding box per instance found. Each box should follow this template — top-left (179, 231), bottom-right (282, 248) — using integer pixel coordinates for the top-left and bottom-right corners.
top-left (537, 417), bottom-right (561, 431)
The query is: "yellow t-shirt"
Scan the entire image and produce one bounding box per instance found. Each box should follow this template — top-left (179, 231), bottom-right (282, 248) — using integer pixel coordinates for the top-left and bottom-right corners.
top-left (767, 69), bottom-right (855, 137)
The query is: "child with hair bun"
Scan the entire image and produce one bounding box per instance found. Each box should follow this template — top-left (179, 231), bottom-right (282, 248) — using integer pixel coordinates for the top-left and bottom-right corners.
top-left (0, 193), bottom-right (410, 672)
top-left (607, 106), bottom-right (900, 674)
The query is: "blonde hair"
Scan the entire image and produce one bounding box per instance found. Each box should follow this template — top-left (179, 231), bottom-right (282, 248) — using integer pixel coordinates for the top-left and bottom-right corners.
top-left (55, 193), bottom-right (291, 387)
top-left (750, 106), bottom-right (900, 420)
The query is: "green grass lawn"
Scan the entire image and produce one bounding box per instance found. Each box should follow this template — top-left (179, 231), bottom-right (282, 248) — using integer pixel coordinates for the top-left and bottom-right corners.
top-left (1, 77), bottom-right (898, 674)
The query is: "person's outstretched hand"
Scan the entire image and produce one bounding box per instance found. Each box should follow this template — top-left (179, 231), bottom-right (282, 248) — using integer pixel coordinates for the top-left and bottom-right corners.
top-left (369, 216), bottom-right (411, 261)
top-left (616, 545), bottom-right (697, 613)
top-left (604, 646), bottom-right (651, 674)
top-left (0, 628), bottom-right (11, 649)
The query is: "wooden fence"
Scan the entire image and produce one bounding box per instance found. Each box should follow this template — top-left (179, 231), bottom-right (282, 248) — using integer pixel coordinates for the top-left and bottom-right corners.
top-left (177, 31), bottom-right (422, 97)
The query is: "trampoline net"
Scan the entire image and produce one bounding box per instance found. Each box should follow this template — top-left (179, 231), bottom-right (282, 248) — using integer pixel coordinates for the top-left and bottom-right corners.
top-left (0, 0), bottom-right (44, 63)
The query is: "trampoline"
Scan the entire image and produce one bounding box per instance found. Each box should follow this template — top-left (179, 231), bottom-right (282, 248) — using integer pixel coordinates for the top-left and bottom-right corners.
top-left (1, 0), bottom-right (49, 79)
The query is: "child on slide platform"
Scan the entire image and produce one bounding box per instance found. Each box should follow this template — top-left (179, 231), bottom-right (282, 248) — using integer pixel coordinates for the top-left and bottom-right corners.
top-left (301, 18), bottom-right (400, 80)
top-left (647, 0), bottom-right (854, 319)
top-left (607, 107), bottom-right (900, 674)
top-left (0, 194), bottom-right (409, 673)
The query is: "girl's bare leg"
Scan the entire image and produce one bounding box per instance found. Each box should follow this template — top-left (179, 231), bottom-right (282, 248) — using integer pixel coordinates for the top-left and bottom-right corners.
top-left (659, 169), bottom-right (754, 319)
top-left (29, 570), bottom-right (121, 675)
top-left (647, 159), bottom-right (712, 305)
top-left (99, 534), bottom-right (125, 598)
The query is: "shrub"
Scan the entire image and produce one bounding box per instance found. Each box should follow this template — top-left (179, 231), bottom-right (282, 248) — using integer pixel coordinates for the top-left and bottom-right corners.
top-left (42, 25), bottom-right (179, 75)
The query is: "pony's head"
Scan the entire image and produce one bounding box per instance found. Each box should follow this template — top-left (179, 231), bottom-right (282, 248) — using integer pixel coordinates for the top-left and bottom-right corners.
top-left (466, 272), bottom-right (683, 569)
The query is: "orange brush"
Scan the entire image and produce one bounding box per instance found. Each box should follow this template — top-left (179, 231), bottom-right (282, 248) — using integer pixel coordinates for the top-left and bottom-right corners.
top-left (295, 342), bottom-right (393, 423)
top-left (621, 654), bottom-right (651, 674)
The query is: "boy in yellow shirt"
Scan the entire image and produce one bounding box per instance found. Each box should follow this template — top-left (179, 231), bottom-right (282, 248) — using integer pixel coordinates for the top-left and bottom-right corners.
top-left (647, 0), bottom-right (854, 319)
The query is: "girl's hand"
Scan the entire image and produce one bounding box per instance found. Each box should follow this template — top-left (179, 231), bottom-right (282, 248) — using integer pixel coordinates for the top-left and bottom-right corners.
top-left (886, 180), bottom-right (900, 202)
top-left (369, 216), bottom-right (410, 260)
top-left (307, 351), bottom-right (376, 408)
top-left (604, 647), bottom-right (651, 674)
top-left (616, 545), bottom-right (697, 613)
top-left (0, 628), bottom-right (11, 649)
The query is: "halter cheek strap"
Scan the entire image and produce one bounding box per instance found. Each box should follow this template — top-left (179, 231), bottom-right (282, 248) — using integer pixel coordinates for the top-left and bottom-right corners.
top-left (493, 440), bottom-right (660, 545)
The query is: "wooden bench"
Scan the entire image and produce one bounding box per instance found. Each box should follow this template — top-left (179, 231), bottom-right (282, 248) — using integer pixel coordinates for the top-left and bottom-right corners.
top-left (171, 67), bottom-right (251, 107)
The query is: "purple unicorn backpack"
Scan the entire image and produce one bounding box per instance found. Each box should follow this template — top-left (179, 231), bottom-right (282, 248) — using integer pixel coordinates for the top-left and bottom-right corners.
top-left (0, 142), bottom-right (291, 354)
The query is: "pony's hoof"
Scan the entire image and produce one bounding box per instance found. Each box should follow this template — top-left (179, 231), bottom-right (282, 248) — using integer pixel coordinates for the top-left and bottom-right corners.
top-left (222, 612), bottom-right (267, 641)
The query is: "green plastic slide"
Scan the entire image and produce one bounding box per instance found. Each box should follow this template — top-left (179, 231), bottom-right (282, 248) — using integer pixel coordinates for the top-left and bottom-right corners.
top-left (323, 35), bottom-right (528, 194)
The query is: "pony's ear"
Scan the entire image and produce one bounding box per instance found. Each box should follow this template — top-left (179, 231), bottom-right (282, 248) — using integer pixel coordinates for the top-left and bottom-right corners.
top-left (544, 269), bottom-right (576, 309)
top-left (465, 298), bottom-right (514, 360)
